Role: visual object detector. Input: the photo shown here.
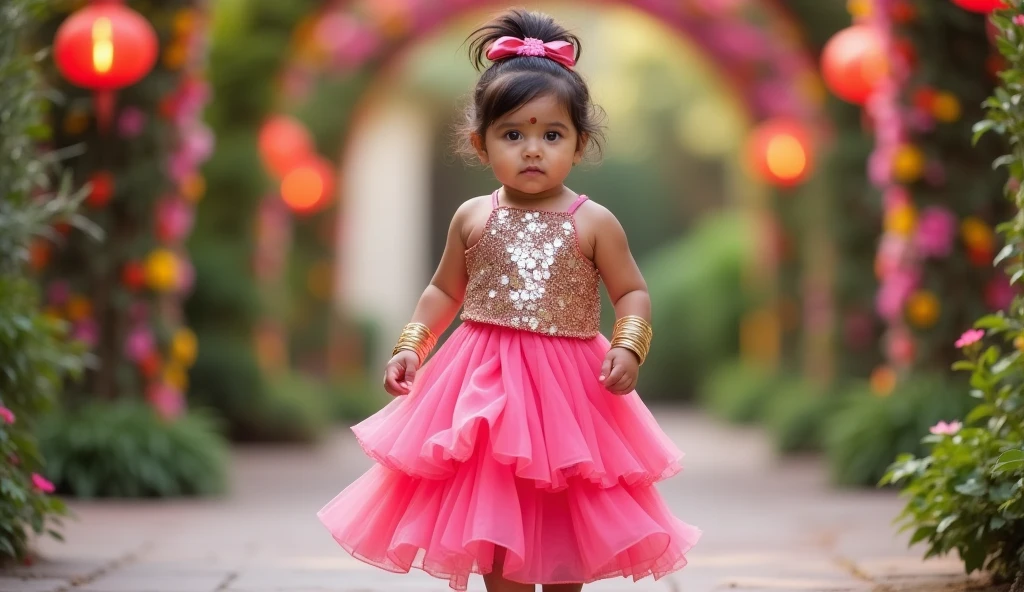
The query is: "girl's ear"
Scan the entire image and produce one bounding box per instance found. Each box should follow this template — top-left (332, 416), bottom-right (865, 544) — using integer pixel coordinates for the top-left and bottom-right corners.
top-left (471, 133), bottom-right (489, 165)
top-left (574, 132), bottom-right (589, 165)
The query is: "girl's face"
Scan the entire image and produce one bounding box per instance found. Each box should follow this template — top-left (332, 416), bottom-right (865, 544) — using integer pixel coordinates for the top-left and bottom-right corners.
top-left (473, 94), bottom-right (585, 197)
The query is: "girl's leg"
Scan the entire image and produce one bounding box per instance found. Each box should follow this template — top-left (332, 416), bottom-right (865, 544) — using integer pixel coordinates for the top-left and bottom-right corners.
top-left (541, 585), bottom-right (583, 592)
top-left (483, 546), bottom-right (535, 592)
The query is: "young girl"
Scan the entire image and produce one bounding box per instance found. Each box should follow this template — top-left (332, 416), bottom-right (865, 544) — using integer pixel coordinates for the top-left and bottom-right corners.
top-left (318, 9), bottom-right (701, 591)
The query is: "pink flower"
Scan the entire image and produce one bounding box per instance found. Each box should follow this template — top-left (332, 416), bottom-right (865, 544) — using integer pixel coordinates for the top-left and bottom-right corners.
top-left (1014, 14), bottom-right (1024, 26)
top-left (148, 384), bottom-right (185, 421)
top-left (876, 268), bottom-right (920, 321)
top-left (72, 318), bottom-right (99, 348)
top-left (117, 106), bottom-right (147, 138)
top-left (985, 276), bottom-right (1017, 311)
top-left (31, 473), bottom-right (55, 494)
top-left (46, 281), bottom-right (70, 306)
top-left (0, 406), bottom-right (14, 424)
top-left (914, 207), bottom-right (957, 258)
top-left (929, 420), bottom-right (962, 436)
top-left (124, 326), bottom-right (155, 362)
top-left (955, 328), bottom-right (985, 348)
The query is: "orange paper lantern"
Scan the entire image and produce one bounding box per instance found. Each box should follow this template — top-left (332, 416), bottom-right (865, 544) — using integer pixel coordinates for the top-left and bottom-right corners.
top-left (280, 157), bottom-right (336, 214)
top-left (258, 116), bottom-right (314, 178)
top-left (745, 118), bottom-right (814, 188)
top-left (821, 26), bottom-right (887, 105)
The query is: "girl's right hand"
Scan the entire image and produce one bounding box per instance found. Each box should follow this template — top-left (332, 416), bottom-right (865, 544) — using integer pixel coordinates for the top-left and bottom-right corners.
top-left (383, 350), bottom-right (421, 396)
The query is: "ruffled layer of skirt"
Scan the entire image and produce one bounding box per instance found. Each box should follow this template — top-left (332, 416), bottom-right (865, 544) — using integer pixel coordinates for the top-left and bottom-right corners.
top-left (318, 321), bottom-right (700, 589)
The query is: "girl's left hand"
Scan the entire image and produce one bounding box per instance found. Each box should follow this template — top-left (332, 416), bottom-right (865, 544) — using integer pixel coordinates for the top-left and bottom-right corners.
top-left (599, 347), bottom-right (640, 395)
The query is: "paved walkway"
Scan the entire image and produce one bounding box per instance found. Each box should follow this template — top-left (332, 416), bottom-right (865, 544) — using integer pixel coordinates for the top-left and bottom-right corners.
top-left (0, 409), bottom-right (994, 592)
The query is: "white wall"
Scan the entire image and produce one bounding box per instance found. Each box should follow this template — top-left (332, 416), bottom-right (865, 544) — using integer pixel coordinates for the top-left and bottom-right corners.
top-left (335, 95), bottom-right (433, 370)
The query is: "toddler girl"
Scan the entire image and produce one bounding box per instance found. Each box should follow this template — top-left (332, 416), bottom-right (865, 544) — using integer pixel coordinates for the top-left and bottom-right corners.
top-left (319, 9), bottom-right (701, 592)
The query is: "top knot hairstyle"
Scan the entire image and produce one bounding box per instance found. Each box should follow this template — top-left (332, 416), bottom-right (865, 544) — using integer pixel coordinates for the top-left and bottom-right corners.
top-left (458, 9), bottom-right (604, 162)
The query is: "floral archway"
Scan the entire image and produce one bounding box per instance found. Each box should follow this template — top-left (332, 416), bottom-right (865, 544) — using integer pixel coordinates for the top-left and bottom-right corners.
top-left (194, 0), bottom-right (828, 401)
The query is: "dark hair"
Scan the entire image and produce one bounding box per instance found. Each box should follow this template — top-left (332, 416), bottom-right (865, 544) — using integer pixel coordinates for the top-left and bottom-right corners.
top-left (457, 9), bottom-right (604, 162)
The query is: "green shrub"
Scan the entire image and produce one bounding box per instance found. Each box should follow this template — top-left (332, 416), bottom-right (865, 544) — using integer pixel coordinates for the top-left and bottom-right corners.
top-left (699, 359), bottom-right (780, 423)
top-left (639, 214), bottom-right (751, 402)
top-left (0, 0), bottom-right (91, 562)
top-left (764, 379), bottom-right (843, 454)
top-left (331, 376), bottom-right (387, 424)
top-left (38, 401), bottom-right (227, 498)
top-left (825, 374), bottom-right (972, 487)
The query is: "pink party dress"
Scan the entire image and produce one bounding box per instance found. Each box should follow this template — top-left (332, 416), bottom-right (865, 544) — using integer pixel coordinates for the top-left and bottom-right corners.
top-left (318, 191), bottom-right (701, 590)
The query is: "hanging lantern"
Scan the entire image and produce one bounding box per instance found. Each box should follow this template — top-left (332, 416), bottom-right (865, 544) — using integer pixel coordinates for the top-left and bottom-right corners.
top-left (53, 1), bottom-right (158, 133)
top-left (280, 156), bottom-right (336, 214)
top-left (821, 25), bottom-right (886, 105)
top-left (258, 116), bottom-right (314, 178)
top-left (744, 118), bottom-right (814, 188)
top-left (951, 0), bottom-right (1007, 13)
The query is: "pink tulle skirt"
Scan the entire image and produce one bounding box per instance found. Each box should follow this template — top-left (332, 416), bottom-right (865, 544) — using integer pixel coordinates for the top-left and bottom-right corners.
top-left (318, 321), bottom-right (701, 590)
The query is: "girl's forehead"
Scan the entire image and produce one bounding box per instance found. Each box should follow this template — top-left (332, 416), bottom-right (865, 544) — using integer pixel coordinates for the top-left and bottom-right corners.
top-left (497, 94), bottom-right (571, 123)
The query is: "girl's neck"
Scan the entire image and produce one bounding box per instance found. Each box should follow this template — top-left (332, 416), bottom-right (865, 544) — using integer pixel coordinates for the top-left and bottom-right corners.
top-left (500, 185), bottom-right (574, 209)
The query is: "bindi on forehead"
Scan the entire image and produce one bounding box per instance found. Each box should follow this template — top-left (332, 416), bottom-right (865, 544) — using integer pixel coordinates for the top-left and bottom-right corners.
top-left (530, 117), bottom-right (537, 124)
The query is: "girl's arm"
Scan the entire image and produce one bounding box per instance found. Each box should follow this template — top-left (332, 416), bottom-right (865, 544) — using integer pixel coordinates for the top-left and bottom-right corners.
top-left (383, 200), bottom-right (475, 396)
top-left (408, 202), bottom-right (473, 336)
top-left (591, 207), bottom-right (650, 321)
top-left (588, 205), bottom-right (651, 394)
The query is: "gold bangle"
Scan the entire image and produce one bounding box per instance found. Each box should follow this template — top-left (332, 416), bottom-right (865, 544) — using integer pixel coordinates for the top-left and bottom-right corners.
top-left (392, 322), bottom-right (437, 364)
top-left (610, 315), bottom-right (653, 365)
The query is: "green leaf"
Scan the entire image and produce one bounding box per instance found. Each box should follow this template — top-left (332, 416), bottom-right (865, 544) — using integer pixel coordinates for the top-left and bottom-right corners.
top-left (936, 514), bottom-right (958, 534)
top-left (974, 119), bottom-right (997, 144)
top-left (909, 526), bottom-right (934, 545)
top-left (966, 404), bottom-right (996, 424)
top-left (993, 449), bottom-right (1024, 474)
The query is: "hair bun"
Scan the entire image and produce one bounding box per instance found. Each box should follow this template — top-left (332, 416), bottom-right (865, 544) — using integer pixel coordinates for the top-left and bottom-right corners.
top-left (467, 9), bottom-right (581, 71)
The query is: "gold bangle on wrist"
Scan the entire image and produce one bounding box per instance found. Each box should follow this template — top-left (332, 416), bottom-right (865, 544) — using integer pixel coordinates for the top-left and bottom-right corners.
top-left (610, 315), bottom-right (653, 365)
top-left (392, 322), bottom-right (437, 364)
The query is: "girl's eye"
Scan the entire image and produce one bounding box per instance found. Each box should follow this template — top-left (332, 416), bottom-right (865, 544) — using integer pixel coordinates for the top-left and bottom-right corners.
top-left (545, 131), bottom-right (561, 142)
top-left (505, 131), bottom-right (522, 141)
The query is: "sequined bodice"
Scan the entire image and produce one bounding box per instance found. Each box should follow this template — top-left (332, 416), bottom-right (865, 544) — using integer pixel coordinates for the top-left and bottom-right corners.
top-left (461, 193), bottom-right (601, 339)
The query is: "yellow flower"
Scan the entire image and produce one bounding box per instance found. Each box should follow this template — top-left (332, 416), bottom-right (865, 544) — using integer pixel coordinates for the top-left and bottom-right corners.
top-left (163, 364), bottom-right (189, 391)
top-left (885, 203), bottom-right (918, 236)
top-left (65, 295), bottom-right (92, 321)
top-left (181, 174), bottom-right (206, 203)
top-left (163, 42), bottom-right (188, 71)
top-left (892, 144), bottom-right (925, 183)
top-left (932, 92), bottom-right (961, 123)
top-left (847, 0), bottom-right (872, 17)
top-left (145, 249), bottom-right (179, 292)
top-left (961, 216), bottom-right (994, 251)
top-left (171, 328), bottom-right (198, 366)
top-left (870, 366), bottom-right (897, 397)
top-left (906, 290), bottom-right (941, 328)
top-left (173, 8), bottom-right (197, 37)
top-left (1015, 336), bottom-right (1024, 353)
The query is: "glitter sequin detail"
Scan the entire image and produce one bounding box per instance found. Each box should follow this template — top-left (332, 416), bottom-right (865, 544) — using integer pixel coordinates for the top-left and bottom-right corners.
top-left (462, 198), bottom-right (601, 339)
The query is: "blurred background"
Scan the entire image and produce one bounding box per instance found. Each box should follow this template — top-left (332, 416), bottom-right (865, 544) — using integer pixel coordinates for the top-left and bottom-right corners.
top-left (3, 0), bottom-right (1023, 574)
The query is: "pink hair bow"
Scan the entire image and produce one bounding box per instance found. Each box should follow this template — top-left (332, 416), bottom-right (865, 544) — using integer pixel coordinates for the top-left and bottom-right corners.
top-left (485, 36), bottom-right (576, 69)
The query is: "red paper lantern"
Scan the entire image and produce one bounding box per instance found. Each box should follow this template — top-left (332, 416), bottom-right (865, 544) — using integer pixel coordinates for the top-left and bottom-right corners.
top-left (53, 2), bottom-right (158, 132)
top-left (259, 116), bottom-right (315, 178)
top-left (745, 118), bottom-right (814, 188)
top-left (280, 157), bottom-right (336, 214)
top-left (951, 0), bottom-right (1007, 13)
top-left (821, 26), bottom-right (887, 105)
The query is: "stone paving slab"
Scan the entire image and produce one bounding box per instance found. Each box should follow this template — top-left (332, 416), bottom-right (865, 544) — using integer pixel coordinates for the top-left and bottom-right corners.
top-left (2, 409), bottom-right (1001, 592)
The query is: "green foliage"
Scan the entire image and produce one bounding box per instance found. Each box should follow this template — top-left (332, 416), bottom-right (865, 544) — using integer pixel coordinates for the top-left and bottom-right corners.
top-left (38, 401), bottom-right (227, 498)
top-left (764, 378), bottom-right (842, 454)
top-left (0, 0), bottom-right (90, 562)
top-left (826, 374), bottom-right (973, 488)
top-left (331, 376), bottom-right (387, 424)
top-left (639, 213), bottom-right (751, 401)
top-left (699, 359), bottom-right (780, 424)
top-left (188, 335), bottom-right (338, 441)
top-left (882, 7), bottom-right (1024, 583)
